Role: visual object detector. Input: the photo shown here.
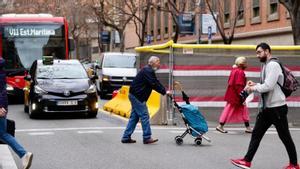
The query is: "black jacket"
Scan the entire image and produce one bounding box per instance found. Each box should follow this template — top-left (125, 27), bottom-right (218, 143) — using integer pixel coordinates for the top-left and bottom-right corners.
top-left (129, 65), bottom-right (166, 102)
top-left (0, 59), bottom-right (8, 109)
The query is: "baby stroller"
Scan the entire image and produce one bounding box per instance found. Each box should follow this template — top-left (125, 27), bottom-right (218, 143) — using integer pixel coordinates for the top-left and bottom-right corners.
top-left (170, 82), bottom-right (211, 145)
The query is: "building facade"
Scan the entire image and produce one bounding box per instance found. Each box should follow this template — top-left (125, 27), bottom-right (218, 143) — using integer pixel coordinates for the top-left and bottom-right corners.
top-left (124, 0), bottom-right (293, 49)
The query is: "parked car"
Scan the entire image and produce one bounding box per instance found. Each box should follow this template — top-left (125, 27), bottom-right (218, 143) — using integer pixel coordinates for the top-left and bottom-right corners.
top-left (96, 52), bottom-right (137, 98)
top-left (23, 57), bottom-right (98, 118)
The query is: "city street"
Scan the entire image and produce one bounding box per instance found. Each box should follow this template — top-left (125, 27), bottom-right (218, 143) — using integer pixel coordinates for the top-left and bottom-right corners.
top-left (5, 101), bottom-right (300, 169)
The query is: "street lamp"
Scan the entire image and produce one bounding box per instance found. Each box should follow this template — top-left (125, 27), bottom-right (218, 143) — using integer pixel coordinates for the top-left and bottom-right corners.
top-left (197, 0), bottom-right (205, 44)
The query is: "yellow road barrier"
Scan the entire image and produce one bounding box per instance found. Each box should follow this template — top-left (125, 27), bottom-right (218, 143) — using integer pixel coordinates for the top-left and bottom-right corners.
top-left (103, 86), bottom-right (161, 119)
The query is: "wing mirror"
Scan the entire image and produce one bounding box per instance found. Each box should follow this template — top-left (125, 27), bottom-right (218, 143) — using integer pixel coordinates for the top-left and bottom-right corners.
top-left (24, 75), bottom-right (32, 81)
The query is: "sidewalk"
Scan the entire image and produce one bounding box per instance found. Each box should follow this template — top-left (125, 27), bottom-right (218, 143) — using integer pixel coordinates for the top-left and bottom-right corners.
top-left (0, 145), bottom-right (18, 169)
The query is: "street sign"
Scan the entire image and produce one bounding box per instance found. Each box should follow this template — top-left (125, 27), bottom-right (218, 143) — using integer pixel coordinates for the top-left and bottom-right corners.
top-left (208, 26), bottom-right (212, 44)
top-left (101, 31), bottom-right (110, 44)
top-left (202, 14), bottom-right (217, 34)
top-left (146, 35), bottom-right (152, 44)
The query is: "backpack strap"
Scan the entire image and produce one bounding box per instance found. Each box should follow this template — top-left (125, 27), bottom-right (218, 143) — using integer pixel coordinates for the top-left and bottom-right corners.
top-left (269, 58), bottom-right (285, 87)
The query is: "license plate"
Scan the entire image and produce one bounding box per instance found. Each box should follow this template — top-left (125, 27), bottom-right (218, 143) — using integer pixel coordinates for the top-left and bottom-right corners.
top-left (57, 100), bottom-right (78, 106)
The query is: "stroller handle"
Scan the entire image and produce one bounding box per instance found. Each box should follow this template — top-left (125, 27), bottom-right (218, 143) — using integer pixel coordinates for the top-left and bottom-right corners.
top-left (168, 95), bottom-right (181, 109)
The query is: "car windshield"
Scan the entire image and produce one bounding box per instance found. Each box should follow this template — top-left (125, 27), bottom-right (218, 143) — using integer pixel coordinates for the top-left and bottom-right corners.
top-left (103, 54), bottom-right (136, 68)
top-left (36, 63), bottom-right (88, 79)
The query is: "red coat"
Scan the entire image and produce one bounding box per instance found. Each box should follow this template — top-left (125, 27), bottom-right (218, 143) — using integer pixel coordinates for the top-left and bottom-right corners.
top-left (224, 67), bottom-right (246, 105)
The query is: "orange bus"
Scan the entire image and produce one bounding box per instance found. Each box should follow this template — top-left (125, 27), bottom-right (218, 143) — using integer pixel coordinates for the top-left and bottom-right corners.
top-left (0, 14), bottom-right (74, 99)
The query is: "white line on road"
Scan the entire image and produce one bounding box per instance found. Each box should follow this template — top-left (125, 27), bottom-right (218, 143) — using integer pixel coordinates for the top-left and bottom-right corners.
top-left (77, 130), bottom-right (103, 134)
top-left (16, 127), bottom-right (300, 133)
top-left (28, 132), bottom-right (55, 136)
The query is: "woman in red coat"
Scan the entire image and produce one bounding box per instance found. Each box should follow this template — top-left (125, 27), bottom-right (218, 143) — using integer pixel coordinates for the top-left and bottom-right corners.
top-left (216, 57), bottom-right (252, 133)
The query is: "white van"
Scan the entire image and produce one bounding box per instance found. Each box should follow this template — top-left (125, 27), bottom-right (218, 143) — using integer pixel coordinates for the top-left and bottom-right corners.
top-left (96, 52), bottom-right (137, 98)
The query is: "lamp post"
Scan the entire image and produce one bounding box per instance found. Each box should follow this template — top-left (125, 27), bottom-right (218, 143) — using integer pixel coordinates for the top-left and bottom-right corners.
top-left (197, 0), bottom-right (205, 44)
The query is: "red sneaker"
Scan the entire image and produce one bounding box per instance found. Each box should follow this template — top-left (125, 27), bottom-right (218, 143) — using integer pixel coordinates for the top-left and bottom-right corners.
top-left (231, 158), bottom-right (251, 169)
top-left (284, 164), bottom-right (300, 169)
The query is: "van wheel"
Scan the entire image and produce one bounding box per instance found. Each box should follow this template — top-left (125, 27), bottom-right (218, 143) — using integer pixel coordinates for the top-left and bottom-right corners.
top-left (100, 91), bottom-right (106, 99)
top-left (87, 111), bottom-right (98, 118)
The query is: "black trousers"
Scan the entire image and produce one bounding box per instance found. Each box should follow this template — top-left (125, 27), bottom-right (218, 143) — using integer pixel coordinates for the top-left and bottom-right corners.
top-left (244, 105), bottom-right (298, 165)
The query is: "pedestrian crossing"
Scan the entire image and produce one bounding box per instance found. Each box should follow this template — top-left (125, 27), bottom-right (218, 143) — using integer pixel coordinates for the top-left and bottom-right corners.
top-left (15, 127), bottom-right (300, 136)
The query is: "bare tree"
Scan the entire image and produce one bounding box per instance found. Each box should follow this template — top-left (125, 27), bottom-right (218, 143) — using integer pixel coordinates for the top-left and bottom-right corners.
top-left (125, 0), bottom-right (152, 46)
top-left (205, 0), bottom-right (243, 44)
top-left (279, 0), bottom-right (300, 45)
top-left (61, 0), bottom-right (90, 59)
top-left (155, 0), bottom-right (188, 43)
top-left (92, 0), bottom-right (134, 52)
top-left (0, 0), bottom-right (14, 14)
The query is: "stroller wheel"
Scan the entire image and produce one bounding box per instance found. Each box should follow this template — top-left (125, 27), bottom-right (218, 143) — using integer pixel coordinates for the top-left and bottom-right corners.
top-left (194, 137), bottom-right (202, 145)
top-left (175, 136), bottom-right (183, 145)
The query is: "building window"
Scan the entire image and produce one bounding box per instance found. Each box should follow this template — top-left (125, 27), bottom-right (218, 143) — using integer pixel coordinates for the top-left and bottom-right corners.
top-left (164, 2), bottom-right (169, 36)
top-left (224, 0), bottom-right (230, 28)
top-left (92, 47), bottom-right (99, 54)
top-left (150, 7), bottom-right (155, 36)
top-left (270, 0), bottom-right (278, 15)
top-left (157, 5), bottom-right (161, 39)
top-left (268, 0), bottom-right (279, 21)
top-left (237, 0), bottom-right (244, 21)
top-left (251, 0), bottom-right (261, 24)
top-left (211, 0), bottom-right (218, 12)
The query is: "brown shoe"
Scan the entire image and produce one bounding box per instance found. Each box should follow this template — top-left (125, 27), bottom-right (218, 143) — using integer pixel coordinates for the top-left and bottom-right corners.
top-left (216, 126), bottom-right (228, 133)
top-left (143, 138), bottom-right (158, 144)
top-left (121, 138), bottom-right (136, 143)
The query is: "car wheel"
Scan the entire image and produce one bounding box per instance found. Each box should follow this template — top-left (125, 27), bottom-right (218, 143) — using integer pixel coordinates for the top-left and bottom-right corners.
top-left (28, 101), bottom-right (37, 118)
top-left (87, 110), bottom-right (98, 118)
top-left (99, 91), bottom-right (106, 99)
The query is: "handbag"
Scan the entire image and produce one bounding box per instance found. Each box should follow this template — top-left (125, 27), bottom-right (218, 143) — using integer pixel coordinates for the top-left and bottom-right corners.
top-left (0, 119), bottom-right (16, 144)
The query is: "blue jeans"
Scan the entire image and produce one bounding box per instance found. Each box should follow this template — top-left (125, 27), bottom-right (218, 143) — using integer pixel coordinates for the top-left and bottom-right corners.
top-left (122, 94), bottom-right (151, 141)
top-left (0, 116), bottom-right (26, 158)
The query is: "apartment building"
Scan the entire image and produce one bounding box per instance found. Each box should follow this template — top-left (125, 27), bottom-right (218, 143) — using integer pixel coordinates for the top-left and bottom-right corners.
top-left (125, 0), bottom-right (293, 49)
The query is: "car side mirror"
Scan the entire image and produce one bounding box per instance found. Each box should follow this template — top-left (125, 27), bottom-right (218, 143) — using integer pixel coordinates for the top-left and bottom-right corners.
top-left (24, 75), bottom-right (31, 81)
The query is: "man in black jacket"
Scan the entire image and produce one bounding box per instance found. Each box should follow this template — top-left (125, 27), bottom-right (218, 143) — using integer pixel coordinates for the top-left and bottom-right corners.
top-left (121, 56), bottom-right (168, 144)
top-left (0, 58), bottom-right (33, 169)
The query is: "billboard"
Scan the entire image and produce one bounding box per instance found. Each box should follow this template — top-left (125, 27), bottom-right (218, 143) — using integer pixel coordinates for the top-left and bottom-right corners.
top-left (178, 13), bottom-right (194, 34)
top-left (202, 14), bottom-right (217, 34)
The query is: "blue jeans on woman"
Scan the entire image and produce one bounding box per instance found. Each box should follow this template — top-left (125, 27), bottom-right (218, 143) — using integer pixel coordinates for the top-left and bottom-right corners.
top-left (0, 116), bottom-right (26, 158)
top-left (122, 94), bottom-right (152, 141)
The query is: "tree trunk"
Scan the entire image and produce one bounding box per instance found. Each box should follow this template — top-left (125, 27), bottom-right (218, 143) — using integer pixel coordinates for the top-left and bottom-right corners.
top-left (292, 8), bottom-right (300, 45)
top-left (75, 38), bottom-right (80, 60)
top-left (119, 31), bottom-right (125, 52)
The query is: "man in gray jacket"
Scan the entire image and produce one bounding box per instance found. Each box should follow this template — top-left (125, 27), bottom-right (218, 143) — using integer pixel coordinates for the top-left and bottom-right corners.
top-left (231, 43), bottom-right (299, 169)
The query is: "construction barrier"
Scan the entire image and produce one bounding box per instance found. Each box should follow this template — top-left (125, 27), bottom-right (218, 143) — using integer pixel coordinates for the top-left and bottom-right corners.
top-left (135, 40), bottom-right (300, 126)
top-left (103, 86), bottom-right (167, 124)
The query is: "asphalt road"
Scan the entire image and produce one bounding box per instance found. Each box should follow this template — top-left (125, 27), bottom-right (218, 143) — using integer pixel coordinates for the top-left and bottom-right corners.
top-left (5, 102), bottom-right (300, 169)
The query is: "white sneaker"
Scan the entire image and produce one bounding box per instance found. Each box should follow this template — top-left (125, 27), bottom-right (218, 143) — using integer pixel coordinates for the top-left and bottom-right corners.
top-left (22, 152), bottom-right (33, 169)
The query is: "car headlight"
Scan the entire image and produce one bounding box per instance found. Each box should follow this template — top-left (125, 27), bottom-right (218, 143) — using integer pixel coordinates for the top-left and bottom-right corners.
top-left (85, 84), bottom-right (97, 94)
top-left (102, 75), bottom-right (110, 81)
top-left (34, 85), bottom-right (48, 94)
top-left (6, 84), bottom-right (14, 91)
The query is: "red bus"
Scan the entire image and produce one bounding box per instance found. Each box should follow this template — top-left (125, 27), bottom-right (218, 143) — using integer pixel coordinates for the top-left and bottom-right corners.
top-left (0, 13), bottom-right (74, 99)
